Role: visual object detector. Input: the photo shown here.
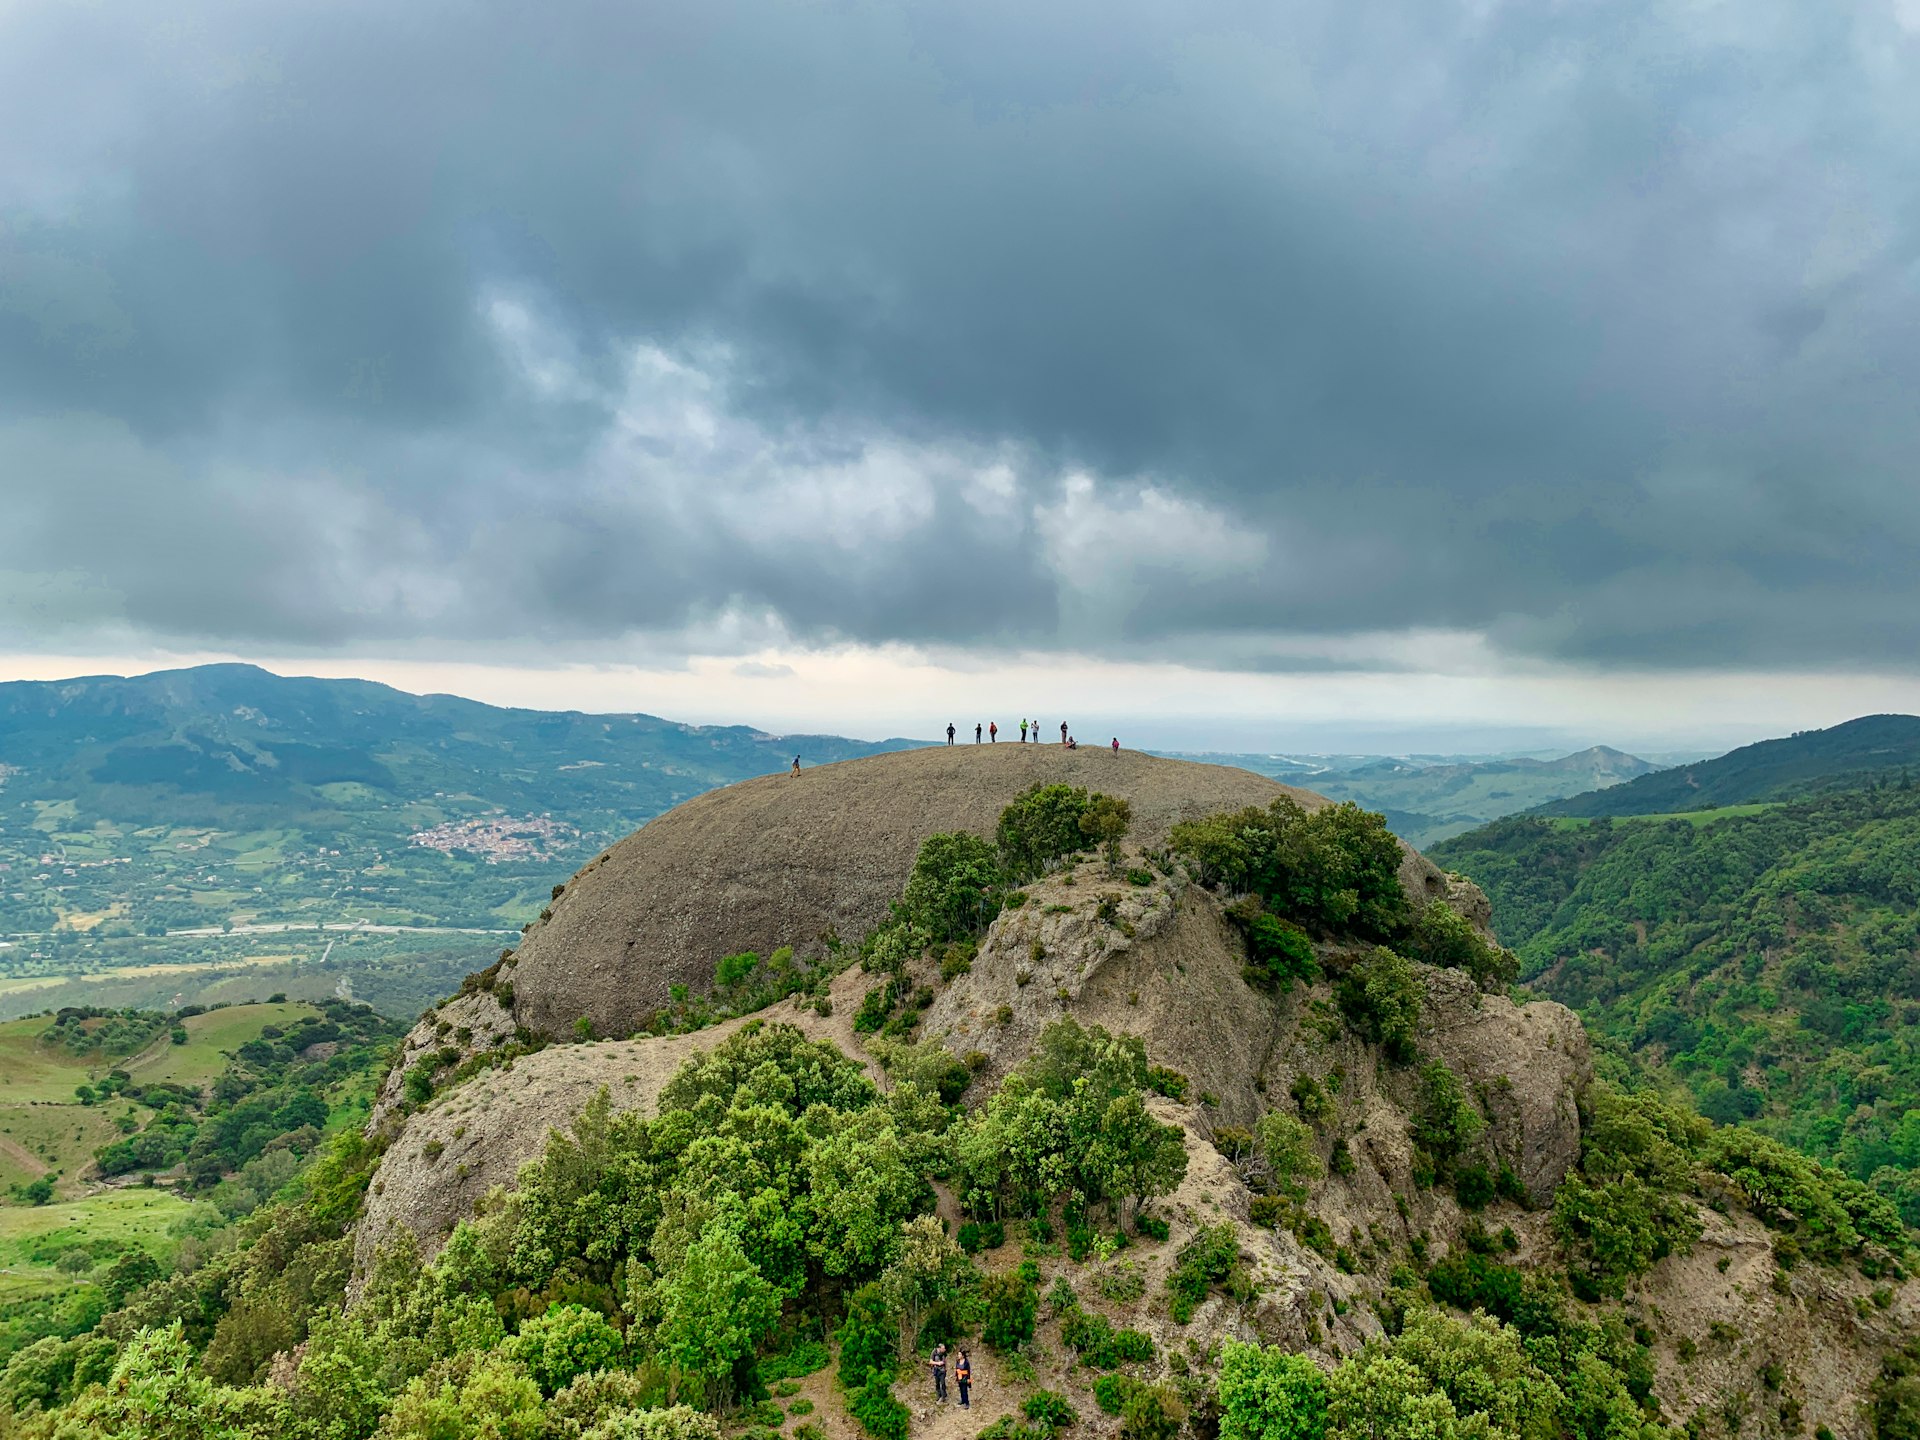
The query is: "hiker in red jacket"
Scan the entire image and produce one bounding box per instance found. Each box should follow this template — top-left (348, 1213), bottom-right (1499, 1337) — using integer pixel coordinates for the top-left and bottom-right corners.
top-left (989, 721), bottom-right (998, 743)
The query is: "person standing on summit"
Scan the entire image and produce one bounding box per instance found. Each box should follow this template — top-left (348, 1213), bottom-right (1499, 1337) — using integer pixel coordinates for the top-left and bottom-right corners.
top-left (990, 721), bottom-right (998, 743)
top-left (1020, 718), bottom-right (1028, 743)
top-left (1060, 721), bottom-right (1069, 745)
top-left (975, 722), bottom-right (982, 743)
top-left (947, 723), bottom-right (956, 745)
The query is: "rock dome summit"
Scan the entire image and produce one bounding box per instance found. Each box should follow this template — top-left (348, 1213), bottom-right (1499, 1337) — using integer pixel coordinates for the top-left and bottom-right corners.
top-left (496, 745), bottom-right (1465, 1042)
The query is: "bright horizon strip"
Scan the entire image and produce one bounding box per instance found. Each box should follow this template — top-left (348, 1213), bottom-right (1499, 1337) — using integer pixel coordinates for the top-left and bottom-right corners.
top-left (1, 648), bottom-right (1917, 757)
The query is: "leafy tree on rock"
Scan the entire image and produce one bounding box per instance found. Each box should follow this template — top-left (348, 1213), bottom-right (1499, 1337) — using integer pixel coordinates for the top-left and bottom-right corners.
top-left (1218, 1341), bottom-right (1329, 1440)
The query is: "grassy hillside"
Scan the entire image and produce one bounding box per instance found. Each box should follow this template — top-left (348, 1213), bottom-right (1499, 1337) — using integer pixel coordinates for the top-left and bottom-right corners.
top-left (0, 1190), bottom-right (199, 1303)
top-left (1534, 713), bottom-right (1920, 818)
top-left (1432, 781), bottom-right (1920, 1222)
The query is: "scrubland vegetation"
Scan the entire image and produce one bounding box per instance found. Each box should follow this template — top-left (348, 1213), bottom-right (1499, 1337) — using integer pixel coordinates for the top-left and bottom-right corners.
top-left (0, 778), bottom-right (1914, 1440)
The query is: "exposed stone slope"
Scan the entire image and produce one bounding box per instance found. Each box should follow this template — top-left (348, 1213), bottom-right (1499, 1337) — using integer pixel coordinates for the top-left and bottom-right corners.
top-left (501, 745), bottom-right (1464, 1040)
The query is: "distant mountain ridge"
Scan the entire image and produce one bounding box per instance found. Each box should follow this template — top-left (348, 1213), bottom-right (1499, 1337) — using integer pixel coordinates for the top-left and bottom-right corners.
top-left (1163, 743), bottom-right (1658, 847)
top-left (0, 662), bottom-right (918, 821)
top-left (0, 664), bottom-right (921, 936)
top-left (1531, 713), bottom-right (1920, 818)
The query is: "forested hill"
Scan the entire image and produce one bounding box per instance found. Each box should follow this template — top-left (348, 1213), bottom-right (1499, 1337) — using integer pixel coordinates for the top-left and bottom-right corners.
top-left (0, 664), bottom-right (918, 935)
top-left (0, 663), bottom-right (916, 825)
top-left (1532, 712), bottom-right (1920, 818)
top-left (1431, 780), bottom-right (1920, 1223)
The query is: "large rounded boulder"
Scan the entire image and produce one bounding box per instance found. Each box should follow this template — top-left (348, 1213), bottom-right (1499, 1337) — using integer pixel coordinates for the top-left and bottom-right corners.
top-left (499, 745), bottom-right (1462, 1040)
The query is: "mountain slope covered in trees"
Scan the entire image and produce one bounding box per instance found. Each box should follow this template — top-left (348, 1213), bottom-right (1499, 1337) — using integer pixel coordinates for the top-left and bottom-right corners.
top-left (1433, 781), bottom-right (1920, 1223)
top-left (1531, 714), bottom-right (1920, 819)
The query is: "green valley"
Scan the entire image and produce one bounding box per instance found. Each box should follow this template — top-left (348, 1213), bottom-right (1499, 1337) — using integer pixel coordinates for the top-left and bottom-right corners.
top-left (1433, 780), bottom-right (1920, 1223)
top-left (0, 664), bottom-right (917, 1016)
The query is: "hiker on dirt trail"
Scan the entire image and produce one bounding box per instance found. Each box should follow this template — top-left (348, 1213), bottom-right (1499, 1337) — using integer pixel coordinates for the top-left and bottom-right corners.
top-left (1111, 737), bottom-right (1119, 755)
top-left (930, 1343), bottom-right (948, 1402)
top-left (955, 1350), bottom-right (972, 1408)
top-left (791, 756), bottom-right (802, 777)
top-left (990, 721), bottom-right (998, 743)
top-left (975, 722), bottom-right (982, 743)
top-left (1020, 718), bottom-right (1028, 742)
top-left (947, 723), bottom-right (955, 745)
top-left (1060, 721), bottom-right (1069, 744)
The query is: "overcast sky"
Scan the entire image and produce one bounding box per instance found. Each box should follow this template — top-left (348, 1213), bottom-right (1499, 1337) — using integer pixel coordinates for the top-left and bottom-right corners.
top-left (4, 1), bottom-right (1919, 753)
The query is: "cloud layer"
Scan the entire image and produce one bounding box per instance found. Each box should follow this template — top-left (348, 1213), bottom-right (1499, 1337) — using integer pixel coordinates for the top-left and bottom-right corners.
top-left (4, 0), bottom-right (1919, 675)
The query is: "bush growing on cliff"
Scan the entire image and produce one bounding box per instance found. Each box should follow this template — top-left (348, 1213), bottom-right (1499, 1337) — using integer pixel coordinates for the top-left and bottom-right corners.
top-left (1404, 900), bottom-right (1517, 992)
top-left (998, 784), bottom-right (1105, 880)
top-left (902, 832), bottom-right (1007, 941)
top-left (955, 1019), bottom-right (1186, 1223)
top-left (1335, 948), bottom-right (1423, 1062)
top-left (1228, 899), bottom-right (1319, 991)
top-left (1170, 798), bottom-right (1406, 939)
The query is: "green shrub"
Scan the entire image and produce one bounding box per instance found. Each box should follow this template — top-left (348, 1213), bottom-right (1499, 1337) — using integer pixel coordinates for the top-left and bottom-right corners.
top-left (508, 1302), bottom-right (625, 1396)
top-left (1097, 1261), bottom-right (1147, 1305)
top-left (998, 784), bottom-right (1102, 879)
top-left (1094, 1374), bottom-right (1140, 1416)
top-left (853, 986), bottom-right (894, 1034)
top-left (1167, 1225), bottom-right (1241, 1323)
top-left (1170, 797), bottom-right (1407, 938)
top-left (904, 832), bottom-right (1007, 940)
top-left (837, 1284), bottom-right (896, 1389)
top-left (1334, 949), bottom-right (1423, 1062)
top-left (761, 1339), bottom-right (831, 1382)
top-left (850, 1378), bottom-right (911, 1440)
top-left (1024, 1390), bottom-right (1080, 1430)
top-left (1146, 1066), bottom-right (1189, 1101)
top-left (1405, 902), bottom-right (1516, 991)
top-left (1136, 1214), bottom-right (1170, 1242)
top-left (1061, 1307), bottom-right (1155, 1367)
top-left (1217, 1341), bottom-right (1328, 1440)
top-left (1121, 1383), bottom-right (1187, 1440)
top-left (981, 1267), bottom-right (1039, 1351)
top-left (1229, 900), bottom-right (1320, 990)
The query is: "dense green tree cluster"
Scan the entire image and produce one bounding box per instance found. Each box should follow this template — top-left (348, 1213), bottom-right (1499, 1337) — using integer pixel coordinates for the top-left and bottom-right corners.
top-left (4, 1009), bottom-right (1198, 1439)
top-left (956, 1019), bottom-right (1187, 1225)
top-left (1172, 798), bottom-right (1514, 999)
top-left (1171, 799), bottom-right (1408, 941)
top-left (1550, 1084), bottom-right (1906, 1299)
top-left (1432, 785), bottom-right (1920, 1220)
top-left (38, 1007), bottom-right (169, 1058)
top-left (1218, 1301), bottom-right (1666, 1440)
top-left (91, 1000), bottom-right (404, 1184)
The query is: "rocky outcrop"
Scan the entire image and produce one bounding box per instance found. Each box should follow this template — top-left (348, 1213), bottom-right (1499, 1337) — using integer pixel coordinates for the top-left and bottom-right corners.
top-left (496, 746), bottom-right (1469, 1042)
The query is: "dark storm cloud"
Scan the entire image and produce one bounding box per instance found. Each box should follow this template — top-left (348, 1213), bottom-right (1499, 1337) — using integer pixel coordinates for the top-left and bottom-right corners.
top-left (2, 0), bottom-right (1918, 668)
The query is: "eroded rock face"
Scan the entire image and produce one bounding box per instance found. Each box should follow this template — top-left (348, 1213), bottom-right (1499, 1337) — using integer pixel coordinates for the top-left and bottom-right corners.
top-left (1419, 965), bottom-right (1590, 1202)
top-left (353, 970), bottom-right (875, 1279)
top-left (368, 989), bottom-right (518, 1136)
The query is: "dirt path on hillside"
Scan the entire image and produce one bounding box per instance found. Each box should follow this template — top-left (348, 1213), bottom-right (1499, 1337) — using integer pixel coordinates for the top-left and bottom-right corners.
top-left (788, 1340), bottom-right (1019, 1440)
top-left (0, 1133), bottom-right (50, 1177)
